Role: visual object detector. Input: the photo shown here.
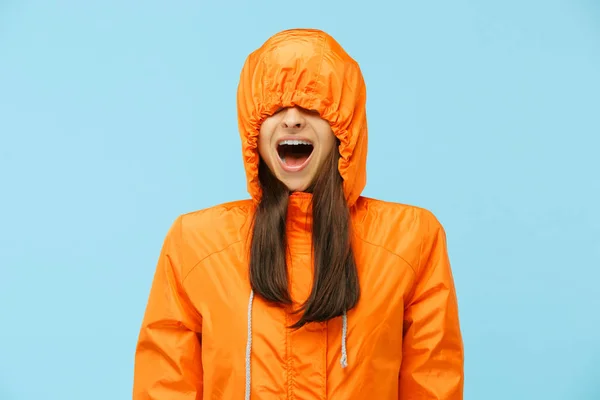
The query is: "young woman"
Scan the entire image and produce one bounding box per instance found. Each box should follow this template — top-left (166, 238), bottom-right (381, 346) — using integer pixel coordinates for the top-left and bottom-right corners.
top-left (133, 28), bottom-right (464, 399)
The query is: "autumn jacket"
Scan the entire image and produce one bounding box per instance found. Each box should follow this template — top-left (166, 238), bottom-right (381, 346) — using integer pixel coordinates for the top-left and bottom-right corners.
top-left (133, 29), bottom-right (464, 399)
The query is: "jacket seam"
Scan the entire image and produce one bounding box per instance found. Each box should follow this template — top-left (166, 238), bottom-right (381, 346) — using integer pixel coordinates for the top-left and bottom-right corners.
top-left (353, 235), bottom-right (417, 278)
top-left (414, 219), bottom-right (443, 293)
top-left (181, 239), bottom-right (243, 284)
top-left (407, 212), bottom-right (436, 306)
top-left (288, 250), bottom-right (295, 399)
top-left (416, 210), bottom-right (431, 274)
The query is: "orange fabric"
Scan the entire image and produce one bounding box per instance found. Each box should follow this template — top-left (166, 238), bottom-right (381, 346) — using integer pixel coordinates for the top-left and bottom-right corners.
top-left (133, 29), bottom-right (464, 399)
top-left (237, 28), bottom-right (368, 207)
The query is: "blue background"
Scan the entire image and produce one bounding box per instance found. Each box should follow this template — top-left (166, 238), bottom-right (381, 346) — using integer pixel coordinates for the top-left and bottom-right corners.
top-left (1, 1), bottom-right (599, 399)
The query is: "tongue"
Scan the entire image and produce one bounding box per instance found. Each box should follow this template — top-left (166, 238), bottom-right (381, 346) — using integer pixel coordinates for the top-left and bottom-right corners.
top-left (285, 153), bottom-right (309, 167)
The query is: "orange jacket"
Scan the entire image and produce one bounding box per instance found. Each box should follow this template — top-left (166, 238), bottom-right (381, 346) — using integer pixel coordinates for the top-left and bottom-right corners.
top-left (133, 29), bottom-right (464, 399)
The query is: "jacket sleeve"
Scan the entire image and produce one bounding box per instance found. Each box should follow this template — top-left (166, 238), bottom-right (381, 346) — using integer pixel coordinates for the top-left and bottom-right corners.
top-left (133, 216), bottom-right (204, 399)
top-left (399, 213), bottom-right (464, 399)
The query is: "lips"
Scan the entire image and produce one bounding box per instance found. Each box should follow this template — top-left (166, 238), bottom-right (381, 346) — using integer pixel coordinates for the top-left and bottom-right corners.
top-left (276, 139), bottom-right (314, 172)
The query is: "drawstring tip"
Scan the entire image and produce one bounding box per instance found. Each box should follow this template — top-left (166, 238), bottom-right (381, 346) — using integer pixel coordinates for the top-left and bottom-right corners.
top-left (340, 356), bottom-right (348, 368)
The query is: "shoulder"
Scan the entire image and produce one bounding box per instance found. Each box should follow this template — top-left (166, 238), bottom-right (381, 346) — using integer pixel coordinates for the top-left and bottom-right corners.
top-left (353, 196), bottom-right (445, 271)
top-left (167, 199), bottom-right (255, 275)
top-left (179, 198), bottom-right (254, 232)
top-left (356, 196), bottom-right (444, 233)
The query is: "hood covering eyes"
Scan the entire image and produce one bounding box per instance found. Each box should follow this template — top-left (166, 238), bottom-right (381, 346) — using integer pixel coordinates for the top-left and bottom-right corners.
top-left (236, 28), bottom-right (368, 207)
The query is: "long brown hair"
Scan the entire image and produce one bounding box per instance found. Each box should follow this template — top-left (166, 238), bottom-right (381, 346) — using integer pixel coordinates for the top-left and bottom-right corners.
top-left (249, 142), bottom-right (360, 328)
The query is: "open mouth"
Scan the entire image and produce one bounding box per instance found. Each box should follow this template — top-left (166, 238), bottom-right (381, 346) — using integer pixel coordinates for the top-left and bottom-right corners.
top-left (276, 139), bottom-right (314, 171)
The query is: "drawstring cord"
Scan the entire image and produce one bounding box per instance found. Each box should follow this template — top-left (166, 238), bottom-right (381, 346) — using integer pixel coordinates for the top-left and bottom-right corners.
top-left (244, 289), bottom-right (348, 399)
top-left (244, 290), bottom-right (254, 400)
top-left (340, 310), bottom-right (348, 368)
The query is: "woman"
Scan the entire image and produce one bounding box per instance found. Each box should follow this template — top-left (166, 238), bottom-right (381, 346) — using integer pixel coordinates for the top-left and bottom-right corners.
top-left (133, 28), bottom-right (464, 399)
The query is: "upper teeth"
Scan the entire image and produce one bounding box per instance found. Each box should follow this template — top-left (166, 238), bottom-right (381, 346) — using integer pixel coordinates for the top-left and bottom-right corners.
top-left (280, 139), bottom-right (312, 145)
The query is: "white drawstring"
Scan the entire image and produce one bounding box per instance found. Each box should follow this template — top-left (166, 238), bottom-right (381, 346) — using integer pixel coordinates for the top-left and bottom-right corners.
top-left (244, 290), bottom-right (349, 399)
top-left (340, 311), bottom-right (348, 368)
top-left (244, 290), bottom-right (254, 400)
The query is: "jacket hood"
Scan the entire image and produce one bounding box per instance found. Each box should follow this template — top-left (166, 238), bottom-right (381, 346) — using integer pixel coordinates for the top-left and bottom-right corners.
top-left (237, 28), bottom-right (368, 207)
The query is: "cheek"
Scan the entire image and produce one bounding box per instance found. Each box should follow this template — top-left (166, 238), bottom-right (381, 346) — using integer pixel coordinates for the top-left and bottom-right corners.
top-left (321, 132), bottom-right (337, 155)
top-left (257, 135), bottom-right (268, 159)
top-left (257, 126), bottom-right (272, 159)
top-left (312, 119), bottom-right (336, 155)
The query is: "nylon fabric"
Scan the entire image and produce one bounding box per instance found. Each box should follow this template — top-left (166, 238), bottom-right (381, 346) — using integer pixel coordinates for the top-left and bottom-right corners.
top-left (133, 28), bottom-right (464, 399)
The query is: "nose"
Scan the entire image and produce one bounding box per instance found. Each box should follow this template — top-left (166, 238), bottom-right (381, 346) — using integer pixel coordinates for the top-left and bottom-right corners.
top-left (280, 107), bottom-right (305, 131)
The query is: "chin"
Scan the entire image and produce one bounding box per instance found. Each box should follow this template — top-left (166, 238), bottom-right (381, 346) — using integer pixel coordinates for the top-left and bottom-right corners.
top-left (282, 179), bottom-right (311, 193)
